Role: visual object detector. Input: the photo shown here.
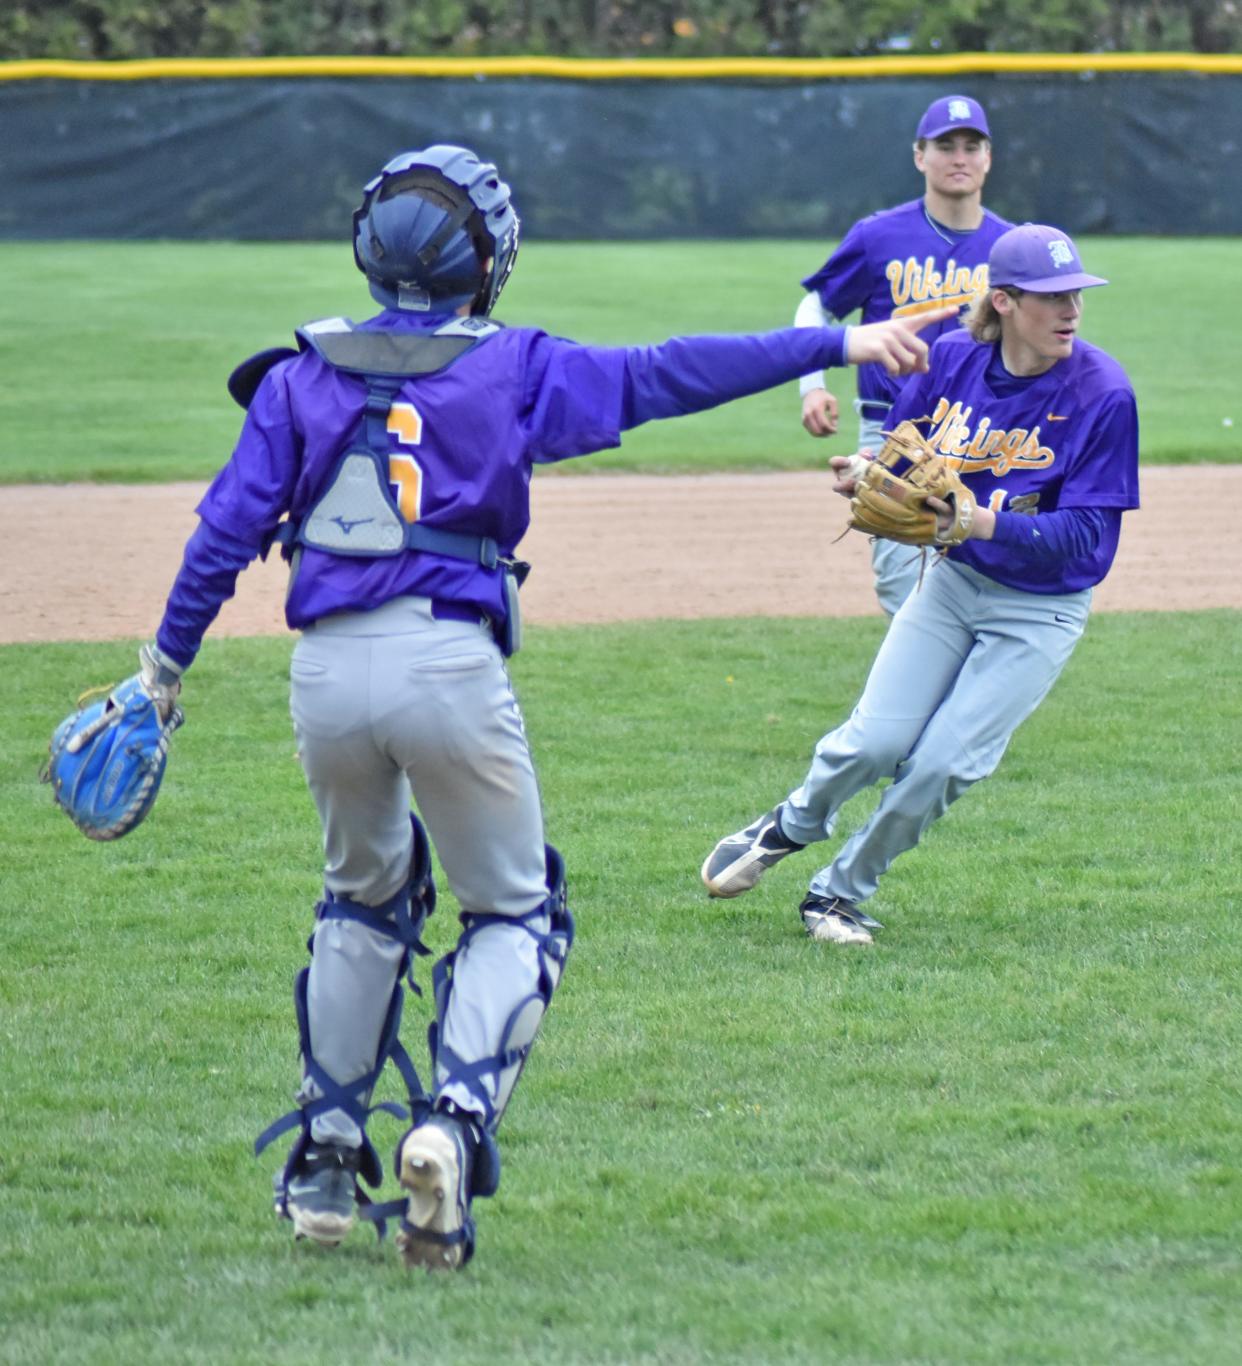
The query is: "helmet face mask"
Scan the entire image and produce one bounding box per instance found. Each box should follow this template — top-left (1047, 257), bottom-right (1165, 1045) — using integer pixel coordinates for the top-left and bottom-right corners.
top-left (352, 145), bottom-right (520, 315)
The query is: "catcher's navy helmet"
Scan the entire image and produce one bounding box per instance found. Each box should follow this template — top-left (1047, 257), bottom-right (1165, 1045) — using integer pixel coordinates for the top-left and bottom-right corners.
top-left (352, 145), bottom-right (519, 315)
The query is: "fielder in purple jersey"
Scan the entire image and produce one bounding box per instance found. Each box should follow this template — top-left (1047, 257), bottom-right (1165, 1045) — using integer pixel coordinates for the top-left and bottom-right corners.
top-left (702, 223), bottom-right (1139, 947)
top-left (795, 94), bottom-right (1013, 613)
top-left (127, 144), bottom-right (952, 1271)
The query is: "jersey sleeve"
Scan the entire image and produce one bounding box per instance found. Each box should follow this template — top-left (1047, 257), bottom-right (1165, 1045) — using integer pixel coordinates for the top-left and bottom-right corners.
top-left (194, 364), bottom-right (303, 544)
top-left (154, 520), bottom-right (260, 670)
top-left (799, 222), bottom-right (872, 320)
top-left (154, 366), bottom-right (302, 669)
top-left (989, 506), bottom-right (1120, 567)
top-left (522, 328), bottom-right (848, 462)
top-left (1055, 387), bottom-right (1141, 511)
top-left (519, 334), bottom-right (629, 462)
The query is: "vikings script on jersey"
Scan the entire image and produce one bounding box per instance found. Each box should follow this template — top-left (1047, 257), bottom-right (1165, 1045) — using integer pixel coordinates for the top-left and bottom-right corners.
top-left (922, 398), bottom-right (1056, 473)
top-left (801, 198), bottom-right (1011, 409)
top-left (887, 258), bottom-right (991, 318)
top-left (886, 329), bottom-right (1140, 594)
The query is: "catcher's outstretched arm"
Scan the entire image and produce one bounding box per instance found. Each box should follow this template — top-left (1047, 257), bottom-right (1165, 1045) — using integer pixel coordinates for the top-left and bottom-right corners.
top-left (845, 306), bottom-right (958, 375)
top-left (138, 643), bottom-right (184, 720)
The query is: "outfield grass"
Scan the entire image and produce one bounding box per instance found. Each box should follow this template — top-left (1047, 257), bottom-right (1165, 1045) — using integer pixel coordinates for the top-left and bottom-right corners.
top-left (3, 613), bottom-right (1240, 1363)
top-left (1, 237), bottom-right (1238, 484)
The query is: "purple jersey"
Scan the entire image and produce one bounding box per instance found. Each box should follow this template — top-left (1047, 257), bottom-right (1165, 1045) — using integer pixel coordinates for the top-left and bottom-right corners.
top-left (158, 310), bottom-right (849, 665)
top-left (888, 329), bottom-right (1140, 593)
top-left (801, 199), bottom-right (1011, 410)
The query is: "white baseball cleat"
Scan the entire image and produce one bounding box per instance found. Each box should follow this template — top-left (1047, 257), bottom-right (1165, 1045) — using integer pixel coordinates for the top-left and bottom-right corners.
top-left (799, 895), bottom-right (880, 946)
top-left (395, 1114), bottom-right (473, 1272)
top-left (701, 806), bottom-right (805, 898)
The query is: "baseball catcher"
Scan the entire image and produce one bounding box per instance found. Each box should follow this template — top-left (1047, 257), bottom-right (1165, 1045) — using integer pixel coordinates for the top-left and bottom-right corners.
top-left (843, 419), bottom-right (977, 548)
top-left (42, 645), bottom-right (184, 841)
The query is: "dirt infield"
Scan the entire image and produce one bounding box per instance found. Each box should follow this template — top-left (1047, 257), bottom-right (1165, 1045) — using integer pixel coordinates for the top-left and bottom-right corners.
top-left (3, 466), bottom-right (1238, 645)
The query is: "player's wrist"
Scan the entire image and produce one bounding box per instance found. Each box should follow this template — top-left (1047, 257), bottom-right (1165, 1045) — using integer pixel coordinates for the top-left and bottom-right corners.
top-left (139, 644), bottom-right (185, 721)
top-left (142, 642), bottom-right (185, 686)
top-left (970, 505), bottom-right (996, 541)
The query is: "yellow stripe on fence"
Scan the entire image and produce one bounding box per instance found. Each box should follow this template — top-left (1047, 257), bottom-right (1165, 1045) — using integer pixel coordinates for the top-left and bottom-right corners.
top-left (2, 52), bottom-right (1241, 81)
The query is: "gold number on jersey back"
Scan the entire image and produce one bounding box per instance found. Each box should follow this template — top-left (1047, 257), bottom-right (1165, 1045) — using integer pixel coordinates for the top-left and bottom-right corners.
top-left (386, 402), bottom-right (424, 523)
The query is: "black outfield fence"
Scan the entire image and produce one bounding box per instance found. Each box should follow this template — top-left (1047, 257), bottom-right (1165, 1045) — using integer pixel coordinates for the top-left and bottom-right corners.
top-left (2, 55), bottom-right (1239, 239)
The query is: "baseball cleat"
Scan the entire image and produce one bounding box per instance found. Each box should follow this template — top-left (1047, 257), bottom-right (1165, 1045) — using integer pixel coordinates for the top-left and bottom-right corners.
top-left (282, 1142), bottom-right (360, 1246)
top-left (701, 807), bottom-right (805, 898)
top-left (395, 1113), bottom-right (474, 1272)
top-left (799, 894), bottom-right (880, 946)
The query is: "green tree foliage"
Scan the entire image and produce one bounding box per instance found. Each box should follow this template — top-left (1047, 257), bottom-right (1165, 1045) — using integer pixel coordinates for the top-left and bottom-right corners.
top-left (0, 1), bottom-right (260, 59)
top-left (1, 0), bottom-right (1238, 59)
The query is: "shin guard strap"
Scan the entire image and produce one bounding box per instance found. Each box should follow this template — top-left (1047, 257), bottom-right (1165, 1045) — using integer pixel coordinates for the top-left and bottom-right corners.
top-left (316, 813), bottom-right (438, 990)
top-left (428, 843), bottom-right (575, 1135)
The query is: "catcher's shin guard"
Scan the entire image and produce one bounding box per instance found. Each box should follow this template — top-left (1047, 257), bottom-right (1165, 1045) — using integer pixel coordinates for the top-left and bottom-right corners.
top-left (429, 844), bottom-right (574, 1140)
top-left (257, 966), bottom-right (420, 1240)
top-left (312, 810), bottom-right (437, 992)
top-left (361, 846), bottom-right (572, 1265)
top-left (255, 814), bottom-right (437, 1240)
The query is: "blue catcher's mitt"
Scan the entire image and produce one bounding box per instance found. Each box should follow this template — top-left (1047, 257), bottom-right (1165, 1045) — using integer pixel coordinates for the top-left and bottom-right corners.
top-left (42, 646), bottom-right (185, 841)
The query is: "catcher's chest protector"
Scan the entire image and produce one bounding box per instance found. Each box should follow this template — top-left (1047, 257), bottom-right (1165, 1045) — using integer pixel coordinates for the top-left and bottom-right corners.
top-left (235, 316), bottom-right (502, 562)
top-left (229, 315), bottom-right (534, 654)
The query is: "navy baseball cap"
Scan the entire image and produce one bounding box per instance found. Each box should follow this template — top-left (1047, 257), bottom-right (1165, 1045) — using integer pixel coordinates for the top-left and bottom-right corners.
top-left (988, 224), bottom-right (1108, 292)
top-left (917, 95), bottom-right (990, 140)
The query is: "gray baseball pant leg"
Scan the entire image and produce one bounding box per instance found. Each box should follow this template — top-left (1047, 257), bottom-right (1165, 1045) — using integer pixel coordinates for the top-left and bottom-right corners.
top-left (780, 559), bottom-right (1091, 906)
top-left (780, 558), bottom-right (974, 850)
top-left (289, 597), bottom-right (549, 1142)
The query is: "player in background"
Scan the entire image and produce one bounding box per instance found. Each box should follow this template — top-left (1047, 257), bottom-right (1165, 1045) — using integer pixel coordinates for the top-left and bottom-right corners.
top-left (703, 224), bottom-right (1139, 945)
top-left (796, 94), bottom-right (1013, 614)
top-left (135, 145), bottom-right (953, 1270)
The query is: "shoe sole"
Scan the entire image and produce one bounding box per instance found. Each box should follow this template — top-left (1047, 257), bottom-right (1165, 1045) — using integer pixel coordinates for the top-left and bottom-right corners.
top-left (803, 912), bottom-right (873, 946)
top-left (396, 1127), bottom-right (466, 1272)
top-left (288, 1204), bottom-right (354, 1247)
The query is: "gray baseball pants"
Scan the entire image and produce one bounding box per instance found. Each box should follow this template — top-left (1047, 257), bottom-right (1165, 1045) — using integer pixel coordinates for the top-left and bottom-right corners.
top-left (779, 557), bottom-right (1091, 907)
top-left (287, 595), bottom-right (550, 1144)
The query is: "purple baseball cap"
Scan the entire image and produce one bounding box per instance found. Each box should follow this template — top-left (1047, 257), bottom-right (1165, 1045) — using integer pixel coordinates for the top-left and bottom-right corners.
top-left (988, 224), bottom-right (1109, 292)
top-left (917, 94), bottom-right (990, 140)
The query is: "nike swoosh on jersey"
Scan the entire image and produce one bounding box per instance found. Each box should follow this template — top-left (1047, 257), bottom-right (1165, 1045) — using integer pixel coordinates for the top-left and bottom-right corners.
top-left (1046, 413), bottom-right (1069, 422)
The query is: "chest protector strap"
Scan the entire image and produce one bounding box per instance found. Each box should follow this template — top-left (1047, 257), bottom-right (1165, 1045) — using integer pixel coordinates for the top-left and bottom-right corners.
top-left (234, 317), bottom-right (501, 564)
